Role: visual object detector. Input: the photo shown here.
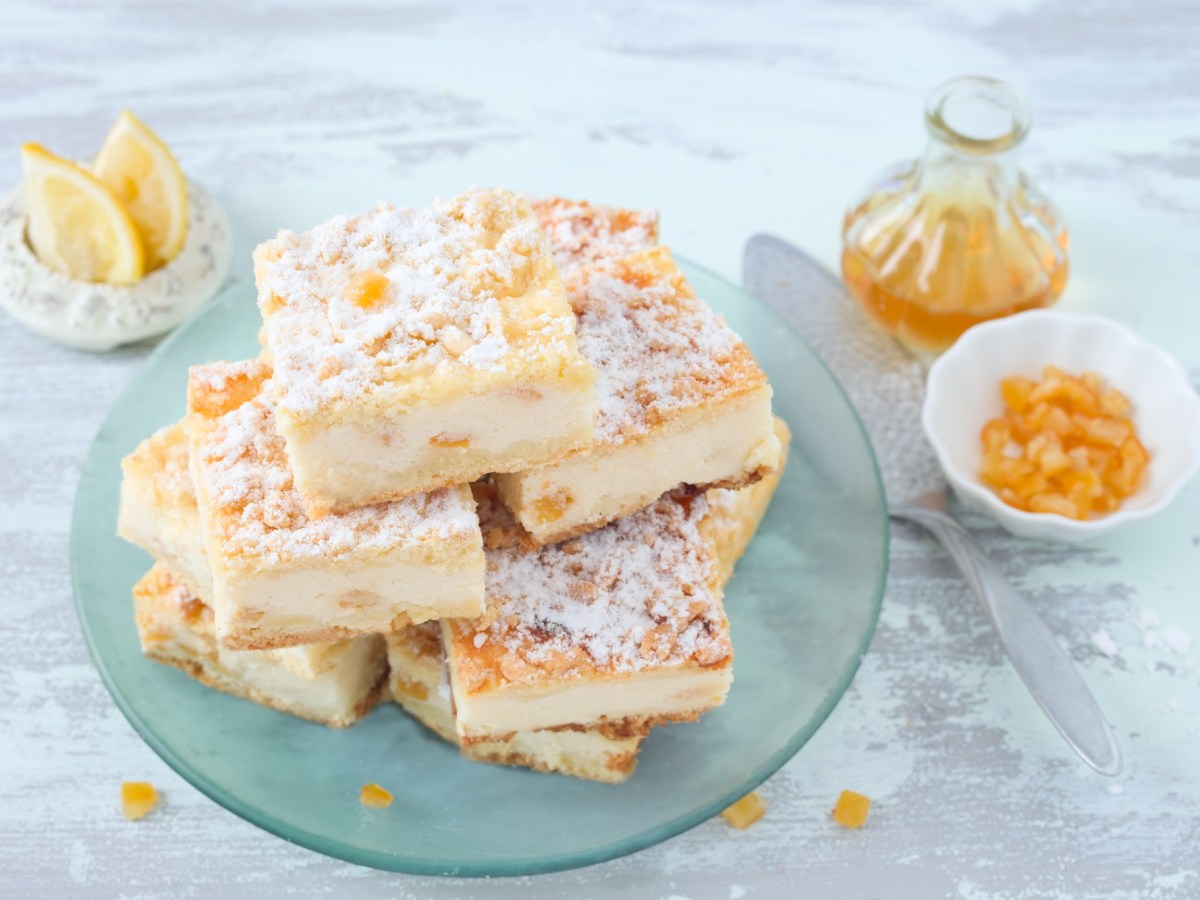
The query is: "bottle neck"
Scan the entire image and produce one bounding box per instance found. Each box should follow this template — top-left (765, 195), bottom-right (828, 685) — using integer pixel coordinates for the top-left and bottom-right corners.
top-left (918, 76), bottom-right (1030, 202)
top-left (917, 135), bottom-right (1020, 199)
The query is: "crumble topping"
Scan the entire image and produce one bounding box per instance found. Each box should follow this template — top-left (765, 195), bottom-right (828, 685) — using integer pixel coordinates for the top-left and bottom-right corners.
top-left (454, 484), bottom-right (730, 690)
top-left (531, 196), bottom-right (659, 275)
top-left (125, 421), bottom-right (196, 509)
top-left (569, 247), bottom-right (766, 445)
top-left (254, 188), bottom-right (581, 417)
top-left (188, 360), bottom-right (478, 564)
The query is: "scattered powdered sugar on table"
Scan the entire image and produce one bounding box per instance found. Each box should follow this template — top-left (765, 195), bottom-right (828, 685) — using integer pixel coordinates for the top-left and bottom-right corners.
top-left (1090, 628), bottom-right (1119, 659)
top-left (573, 249), bottom-right (755, 445)
top-left (256, 188), bottom-right (576, 416)
top-left (191, 361), bottom-right (478, 563)
top-left (467, 487), bottom-right (730, 683)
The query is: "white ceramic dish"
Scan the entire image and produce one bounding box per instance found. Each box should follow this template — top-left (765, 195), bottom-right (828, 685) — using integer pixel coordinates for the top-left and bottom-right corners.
top-left (0, 180), bottom-right (231, 351)
top-left (923, 310), bottom-right (1200, 543)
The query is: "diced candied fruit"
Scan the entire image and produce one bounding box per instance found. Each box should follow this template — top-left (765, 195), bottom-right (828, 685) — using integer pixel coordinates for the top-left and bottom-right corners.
top-left (347, 270), bottom-right (391, 308)
top-left (1000, 376), bottom-right (1036, 414)
top-left (360, 783), bottom-right (393, 809)
top-left (1100, 387), bottom-right (1131, 417)
top-left (979, 367), bottom-right (1146, 520)
top-left (429, 434), bottom-right (470, 449)
top-left (721, 790), bottom-right (766, 829)
top-left (121, 781), bottom-right (158, 820)
top-left (833, 789), bottom-right (871, 829)
top-left (532, 493), bottom-right (571, 525)
top-left (391, 675), bottom-right (429, 701)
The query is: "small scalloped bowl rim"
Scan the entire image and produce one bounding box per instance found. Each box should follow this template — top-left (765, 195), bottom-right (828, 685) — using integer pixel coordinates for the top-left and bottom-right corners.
top-left (922, 310), bottom-right (1200, 543)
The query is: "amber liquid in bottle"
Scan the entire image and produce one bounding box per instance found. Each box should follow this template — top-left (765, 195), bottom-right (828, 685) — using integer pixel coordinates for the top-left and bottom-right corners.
top-left (842, 78), bottom-right (1069, 353)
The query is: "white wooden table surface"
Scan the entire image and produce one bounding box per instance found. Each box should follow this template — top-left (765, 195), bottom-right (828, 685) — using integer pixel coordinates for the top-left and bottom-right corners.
top-left (3, 2), bottom-right (1199, 898)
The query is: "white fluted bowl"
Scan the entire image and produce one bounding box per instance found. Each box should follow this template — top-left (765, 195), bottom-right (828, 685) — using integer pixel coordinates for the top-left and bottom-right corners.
top-left (923, 310), bottom-right (1200, 543)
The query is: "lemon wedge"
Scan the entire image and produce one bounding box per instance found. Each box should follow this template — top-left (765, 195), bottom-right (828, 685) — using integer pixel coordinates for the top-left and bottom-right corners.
top-left (21, 143), bottom-right (146, 285)
top-left (92, 110), bottom-right (188, 271)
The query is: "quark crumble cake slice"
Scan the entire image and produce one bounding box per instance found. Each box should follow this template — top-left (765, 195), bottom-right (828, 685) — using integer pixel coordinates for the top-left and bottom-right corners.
top-left (442, 482), bottom-right (734, 742)
top-left (386, 624), bottom-right (644, 783)
top-left (494, 246), bottom-right (780, 544)
top-left (530, 196), bottom-right (659, 280)
top-left (133, 563), bottom-right (388, 728)
top-left (118, 421), bottom-right (391, 726)
top-left (186, 358), bottom-right (485, 650)
top-left (118, 419), bottom-right (211, 599)
top-left (253, 187), bottom-right (599, 516)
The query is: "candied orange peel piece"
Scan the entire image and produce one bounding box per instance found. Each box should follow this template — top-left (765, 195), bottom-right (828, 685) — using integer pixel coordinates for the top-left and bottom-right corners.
top-left (360, 783), bottom-right (394, 809)
top-left (833, 789), bottom-right (871, 829)
top-left (347, 270), bottom-right (390, 308)
top-left (980, 366), bottom-right (1148, 520)
top-left (721, 790), bottom-right (766, 829)
top-left (121, 781), bottom-right (158, 820)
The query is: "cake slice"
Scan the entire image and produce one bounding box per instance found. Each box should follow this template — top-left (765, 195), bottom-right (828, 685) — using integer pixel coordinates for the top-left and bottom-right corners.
top-left (133, 562), bottom-right (388, 728)
top-left (186, 358), bottom-right (485, 650)
top-left (442, 482), bottom-right (735, 743)
top-left (493, 246), bottom-right (780, 545)
top-left (253, 187), bottom-right (599, 516)
top-left (394, 422), bottom-right (788, 777)
top-left (118, 420), bottom-right (391, 726)
top-left (531, 196), bottom-right (659, 280)
top-left (118, 419), bottom-right (211, 599)
top-left (386, 624), bottom-right (644, 783)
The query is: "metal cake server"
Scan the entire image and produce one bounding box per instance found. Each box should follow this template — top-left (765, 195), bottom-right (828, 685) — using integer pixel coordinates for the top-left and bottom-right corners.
top-left (742, 234), bottom-right (1122, 776)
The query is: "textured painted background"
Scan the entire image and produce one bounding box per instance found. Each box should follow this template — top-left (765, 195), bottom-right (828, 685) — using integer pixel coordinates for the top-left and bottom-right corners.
top-left (2, 1), bottom-right (1198, 898)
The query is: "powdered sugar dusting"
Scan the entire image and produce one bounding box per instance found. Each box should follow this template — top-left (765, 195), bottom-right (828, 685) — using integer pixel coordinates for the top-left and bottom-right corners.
top-left (128, 421), bottom-right (195, 508)
top-left (570, 248), bottom-right (759, 445)
top-left (255, 188), bottom-right (576, 417)
top-left (460, 486), bottom-right (730, 687)
top-left (531, 196), bottom-right (659, 274)
top-left (190, 361), bottom-right (479, 564)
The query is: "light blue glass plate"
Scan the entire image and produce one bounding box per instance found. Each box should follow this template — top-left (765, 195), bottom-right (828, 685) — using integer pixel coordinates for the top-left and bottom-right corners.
top-left (71, 259), bottom-right (888, 876)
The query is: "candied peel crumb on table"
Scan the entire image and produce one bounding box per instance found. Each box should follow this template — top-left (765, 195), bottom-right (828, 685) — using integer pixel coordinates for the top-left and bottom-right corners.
top-left (121, 781), bottom-right (159, 820)
top-left (832, 789), bottom-right (871, 829)
top-left (721, 791), bottom-right (766, 829)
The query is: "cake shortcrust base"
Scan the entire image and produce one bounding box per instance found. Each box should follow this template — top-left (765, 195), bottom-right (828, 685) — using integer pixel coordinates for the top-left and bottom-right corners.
top-left (494, 385), bottom-right (779, 545)
top-left (135, 564), bottom-right (388, 728)
top-left (386, 629), bottom-right (642, 783)
top-left (280, 384), bottom-right (597, 516)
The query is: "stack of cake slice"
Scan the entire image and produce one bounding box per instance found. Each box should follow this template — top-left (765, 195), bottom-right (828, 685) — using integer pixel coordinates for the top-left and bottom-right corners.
top-left (117, 188), bottom-right (788, 782)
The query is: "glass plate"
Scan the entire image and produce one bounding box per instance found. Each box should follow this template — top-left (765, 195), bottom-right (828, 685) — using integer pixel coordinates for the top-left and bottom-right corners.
top-left (71, 259), bottom-right (888, 876)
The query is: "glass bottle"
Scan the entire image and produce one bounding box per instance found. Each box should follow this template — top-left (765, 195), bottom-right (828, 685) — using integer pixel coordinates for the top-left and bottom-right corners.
top-left (841, 76), bottom-right (1069, 354)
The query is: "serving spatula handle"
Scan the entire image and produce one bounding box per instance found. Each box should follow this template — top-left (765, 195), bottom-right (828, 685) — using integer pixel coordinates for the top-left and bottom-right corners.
top-left (892, 501), bottom-right (1123, 776)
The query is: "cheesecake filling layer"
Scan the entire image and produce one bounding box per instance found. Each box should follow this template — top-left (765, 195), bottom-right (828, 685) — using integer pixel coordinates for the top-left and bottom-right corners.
top-left (496, 385), bottom-right (779, 543)
top-left (282, 383), bottom-right (596, 514)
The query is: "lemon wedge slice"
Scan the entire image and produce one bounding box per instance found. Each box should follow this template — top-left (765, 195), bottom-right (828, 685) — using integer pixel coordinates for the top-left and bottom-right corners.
top-left (21, 143), bottom-right (146, 285)
top-left (92, 110), bottom-right (188, 271)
